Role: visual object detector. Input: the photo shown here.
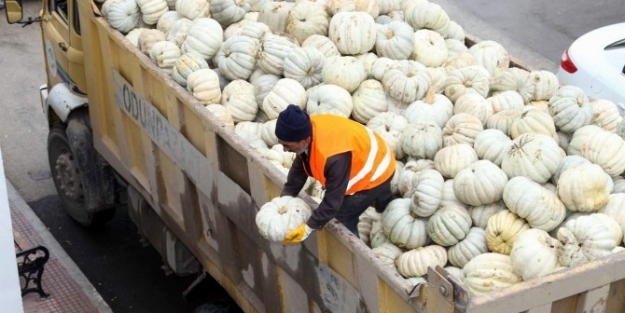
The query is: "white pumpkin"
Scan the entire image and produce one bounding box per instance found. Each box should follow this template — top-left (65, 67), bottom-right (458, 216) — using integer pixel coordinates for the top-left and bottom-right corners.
top-left (366, 112), bottom-right (408, 159)
top-left (510, 229), bottom-right (560, 280)
top-left (382, 68), bottom-right (431, 104)
top-left (403, 0), bottom-right (449, 36)
top-left (402, 121), bottom-right (443, 160)
top-left (433, 143), bottom-right (478, 179)
top-left (252, 74), bottom-right (280, 107)
top-left (500, 133), bottom-right (565, 184)
top-left (186, 68), bottom-right (222, 105)
top-left (442, 113), bottom-right (483, 147)
top-left (427, 205), bottom-right (472, 246)
top-left (136, 0), bottom-right (168, 25)
top-left (467, 40), bottom-right (509, 77)
top-left (530, 70), bottom-right (559, 101)
top-left (468, 201), bottom-right (506, 229)
top-left (510, 108), bottom-right (559, 141)
top-left (411, 29), bottom-right (447, 68)
top-left (463, 253), bottom-right (522, 296)
top-left (301, 35), bottom-right (341, 58)
top-left (568, 125), bottom-right (625, 176)
top-left (556, 163), bottom-right (612, 213)
top-left (257, 1), bottom-right (295, 33)
top-left (214, 36), bottom-right (261, 81)
top-left (485, 210), bottom-right (530, 255)
top-left (283, 47), bottom-right (325, 89)
top-left (487, 90), bottom-right (525, 113)
top-left (447, 227), bottom-right (488, 268)
top-left (490, 67), bottom-right (535, 104)
top-left (439, 179), bottom-right (468, 210)
top-left (328, 11), bottom-right (377, 55)
top-left (375, 21), bottom-right (414, 60)
top-left (286, 1), bottom-right (329, 45)
top-left (406, 169), bottom-right (444, 217)
top-left (257, 33), bottom-right (299, 76)
top-left (395, 245), bottom-right (447, 278)
top-left (372, 243), bottom-right (403, 267)
top-left (181, 18), bottom-right (224, 60)
top-left (403, 89), bottom-right (453, 128)
top-left (138, 29), bottom-right (166, 56)
top-left (358, 207), bottom-right (382, 245)
top-left (557, 215), bottom-right (616, 267)
top-left (156, 10), bottom-right (179, 34)
top-left (262, 78), bottom-right (308, 119)
top-left (205, 104), bottom-right (235, 130)
top-left (149, 41), bottom-right (181, 74)
top-left (222, 80), bottom-right (257, 122)
top-left (599, 194), bottom-right (625, 245)
top-left (485, 109), bottom-right (523, 137)
top-left (548, 86), bottom-right (593, 133)
top-left (322, 56), bottom-right (367, 93)
top-left (255, 196), bottom-right (312, 241)
top-left (453, 94), bottom-right (493, 125)
top-left (102, 0), bottom-right (141, 33)
top-left (352, 80), bottom-right (388, 124)
top-left (176, 0), bottom-right (211, 20)
top-left (591, 99), bottom-right (623, 133)
top-left (305, 84), bottom-right (353, 118)
top-left (454, 160), bottom-right (508, 207)
top-left (444, 65), bottom-right (490, 103)
top-left (381, 198), bottom-right (430, 249)
top-left (210, 0), bottom-right (250, 27)
top-left (503, 176), bottom-right (566, 231)
top-left (172, 53), bottom-right (209, 86)
top-left (473, 129), bottom-right (512, 167)
top-left (167, 18), bottom-right (193, 47)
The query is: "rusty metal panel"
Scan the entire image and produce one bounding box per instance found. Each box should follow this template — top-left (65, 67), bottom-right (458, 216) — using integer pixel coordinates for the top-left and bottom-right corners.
top-left (574, 284), bottom-right (610, 313)
top-left (606, 279), bottom-right (625, 313)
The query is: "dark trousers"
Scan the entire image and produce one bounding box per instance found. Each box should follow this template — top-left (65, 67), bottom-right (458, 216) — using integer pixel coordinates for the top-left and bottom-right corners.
top-left (334, 175), bottom-right (394, 236)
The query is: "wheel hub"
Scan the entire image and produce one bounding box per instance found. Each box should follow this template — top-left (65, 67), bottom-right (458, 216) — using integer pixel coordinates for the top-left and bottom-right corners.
top-left (55, 151), bottom-right (84, 200)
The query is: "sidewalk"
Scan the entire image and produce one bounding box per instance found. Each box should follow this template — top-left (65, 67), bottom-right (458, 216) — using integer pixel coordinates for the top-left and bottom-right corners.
top-left (7, 180), bottom-right (113, 313)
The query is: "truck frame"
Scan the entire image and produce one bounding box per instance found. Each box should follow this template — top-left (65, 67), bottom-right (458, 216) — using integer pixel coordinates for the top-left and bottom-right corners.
top-left (6, 0), bottom-right (625, 312)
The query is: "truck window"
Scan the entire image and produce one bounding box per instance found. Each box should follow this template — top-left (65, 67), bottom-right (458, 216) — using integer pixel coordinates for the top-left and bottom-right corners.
top-left (49, 0), bottom-right (68, 23)
top-left (72, 0), bottom-right (80, 35)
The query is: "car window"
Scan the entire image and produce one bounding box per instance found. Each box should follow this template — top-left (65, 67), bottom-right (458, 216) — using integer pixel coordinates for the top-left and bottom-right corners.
top-left (606, 39), bottom-right (625, 50)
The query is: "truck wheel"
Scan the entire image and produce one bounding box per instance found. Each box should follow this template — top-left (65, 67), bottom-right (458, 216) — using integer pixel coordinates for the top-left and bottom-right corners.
top-left (48, 124), bottom-right (115, 226)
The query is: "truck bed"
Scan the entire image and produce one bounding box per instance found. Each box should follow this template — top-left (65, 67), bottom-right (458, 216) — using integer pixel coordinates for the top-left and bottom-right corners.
top-left (77, 1), bottom-right (625, 312)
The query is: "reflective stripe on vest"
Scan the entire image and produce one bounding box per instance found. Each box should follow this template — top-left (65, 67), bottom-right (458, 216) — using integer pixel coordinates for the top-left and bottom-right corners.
top-left (346, 128), bottom-right (393, 194)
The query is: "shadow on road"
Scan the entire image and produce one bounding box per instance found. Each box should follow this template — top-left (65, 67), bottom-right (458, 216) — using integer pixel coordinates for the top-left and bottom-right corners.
top-left (28, 195), bottom-right (242, 313)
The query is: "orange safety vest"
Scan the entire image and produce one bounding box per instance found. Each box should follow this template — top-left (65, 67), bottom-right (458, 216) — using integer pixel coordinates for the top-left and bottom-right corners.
top-left (306, 115), bottom-right (396, 195)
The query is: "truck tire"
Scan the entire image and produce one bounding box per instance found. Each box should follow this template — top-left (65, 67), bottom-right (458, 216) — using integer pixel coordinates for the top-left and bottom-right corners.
top-left (48, 120), bottom-right (116, 226)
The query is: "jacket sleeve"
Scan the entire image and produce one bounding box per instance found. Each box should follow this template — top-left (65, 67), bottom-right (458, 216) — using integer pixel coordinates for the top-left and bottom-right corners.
top-left (280, 154), bottom-right (309, 197)
top-left (306, 152), bottom-right (351, 229)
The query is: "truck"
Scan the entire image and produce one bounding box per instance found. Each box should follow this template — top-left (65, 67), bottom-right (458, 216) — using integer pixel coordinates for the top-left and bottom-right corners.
top-left (5, 0), bottom-right (625, 312)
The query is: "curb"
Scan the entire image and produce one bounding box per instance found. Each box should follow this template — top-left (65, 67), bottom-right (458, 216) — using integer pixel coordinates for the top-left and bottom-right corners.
top-left (6, 180), bottom-right (113, 313)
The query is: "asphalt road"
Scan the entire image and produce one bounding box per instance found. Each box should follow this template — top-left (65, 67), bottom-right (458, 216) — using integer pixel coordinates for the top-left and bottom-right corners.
top-left (29, 195), bottom-right (242, 313)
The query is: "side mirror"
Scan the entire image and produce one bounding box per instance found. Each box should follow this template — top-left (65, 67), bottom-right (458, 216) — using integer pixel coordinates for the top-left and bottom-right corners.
top-left (5, 0), bottom-right (24, 24)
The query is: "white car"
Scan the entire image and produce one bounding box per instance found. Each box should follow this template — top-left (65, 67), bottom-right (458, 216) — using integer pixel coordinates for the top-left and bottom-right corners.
top-left (556, 22), bottom-right (625, 115)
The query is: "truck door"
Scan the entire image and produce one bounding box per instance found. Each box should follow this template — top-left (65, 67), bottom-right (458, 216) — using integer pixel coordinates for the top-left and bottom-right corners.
top-left (41, 0), bottom-right (86, 96)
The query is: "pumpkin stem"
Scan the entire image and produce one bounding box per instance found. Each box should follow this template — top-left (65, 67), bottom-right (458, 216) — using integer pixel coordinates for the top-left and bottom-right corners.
top-left (577, 97), bottom-right (584, 106)
top-left (278, 205), bottom-right (288, 214)
top-left (424, 88), bottom-right (435, 104)
top-left (307, 67), bottom-right (316, 75)
top-left (386, 30), bottom-right (394, 39)
top-left (406, 71), bottom-right (416, 78)
top-left (464, 80), bottom-right (473, 87)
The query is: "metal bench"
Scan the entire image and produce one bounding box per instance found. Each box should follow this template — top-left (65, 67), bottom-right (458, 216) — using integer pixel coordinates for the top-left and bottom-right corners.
top-left (14, 231), bottom-right (49, 298)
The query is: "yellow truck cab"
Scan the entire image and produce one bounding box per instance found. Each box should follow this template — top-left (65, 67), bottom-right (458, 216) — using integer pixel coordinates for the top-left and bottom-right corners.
top-left (8, 0), bottom-right (118, 228)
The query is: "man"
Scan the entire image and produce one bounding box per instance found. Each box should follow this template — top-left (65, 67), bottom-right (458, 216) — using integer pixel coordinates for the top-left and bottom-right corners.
top-left (275, 105), bottom-right (396, 245)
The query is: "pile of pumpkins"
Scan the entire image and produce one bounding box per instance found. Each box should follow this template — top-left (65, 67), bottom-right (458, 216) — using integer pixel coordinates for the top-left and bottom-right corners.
top-left (99, 0), bottom-right (625, 297)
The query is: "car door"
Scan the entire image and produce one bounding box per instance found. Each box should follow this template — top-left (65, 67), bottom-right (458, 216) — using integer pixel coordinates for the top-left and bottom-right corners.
top-left (41, 0), bottom-right (71, 92)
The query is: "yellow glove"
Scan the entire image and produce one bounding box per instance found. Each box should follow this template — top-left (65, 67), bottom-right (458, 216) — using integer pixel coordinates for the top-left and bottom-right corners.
top-left (283, 224), bottom-right (314, 245)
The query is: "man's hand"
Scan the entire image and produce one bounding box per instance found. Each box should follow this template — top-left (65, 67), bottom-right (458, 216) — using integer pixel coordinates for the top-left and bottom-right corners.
top-left (283, 224), bottom-right (314, 244)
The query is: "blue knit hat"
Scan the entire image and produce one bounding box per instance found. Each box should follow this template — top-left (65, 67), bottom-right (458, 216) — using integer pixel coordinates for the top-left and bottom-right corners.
top-left (275, 105), bottom-right (312, 142)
